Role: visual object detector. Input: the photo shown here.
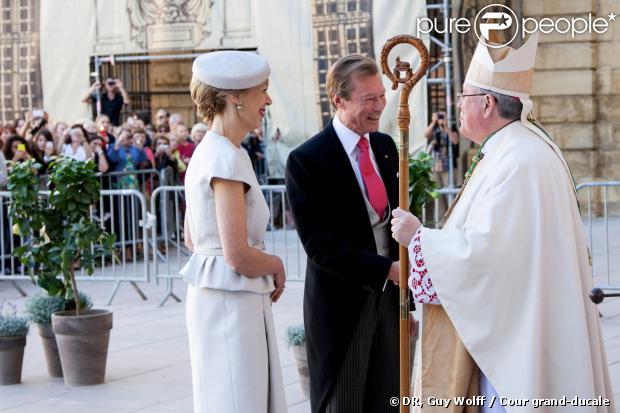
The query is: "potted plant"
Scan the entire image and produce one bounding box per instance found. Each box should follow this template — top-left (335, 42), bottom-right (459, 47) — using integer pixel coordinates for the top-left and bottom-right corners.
top-left (286, 324), bottom-right (309, 397)
top-left (408, 151), bottom-right (439, 219)
top-left (0, 302), bottom-right (29, 385)
top-left (8, 157), bottom-right (115, 386)
top-left (24, 292), bottom-right (92, 377)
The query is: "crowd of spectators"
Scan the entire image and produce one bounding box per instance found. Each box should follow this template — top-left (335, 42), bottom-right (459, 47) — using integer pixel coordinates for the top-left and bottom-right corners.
top-left (0, 77), bottom-right (292, 268)
top-left (0, 107), bottom-right (207, 191)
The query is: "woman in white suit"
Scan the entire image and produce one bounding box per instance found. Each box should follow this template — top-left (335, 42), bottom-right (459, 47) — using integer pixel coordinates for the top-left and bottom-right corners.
top-left (181, 51), bottom-right (287, 413)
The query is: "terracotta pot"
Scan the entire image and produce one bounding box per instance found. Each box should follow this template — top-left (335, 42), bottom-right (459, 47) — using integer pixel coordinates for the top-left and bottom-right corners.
top-left (37, 323), bottom-right (63, 377)
top-left (0, 335), bottom-right (26, 385)
top-left (52, 309), bottom-right (112, 386)
top-left (291, 344), bottom-right (310, 398)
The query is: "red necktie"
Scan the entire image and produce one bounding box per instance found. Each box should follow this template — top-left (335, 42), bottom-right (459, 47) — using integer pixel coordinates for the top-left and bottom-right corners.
top-left (357, 137), bottom-right (388, 219)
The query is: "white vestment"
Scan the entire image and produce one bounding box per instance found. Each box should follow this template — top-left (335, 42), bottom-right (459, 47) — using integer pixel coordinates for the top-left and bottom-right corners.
top-left (416, 121), bottom-right (614, 412)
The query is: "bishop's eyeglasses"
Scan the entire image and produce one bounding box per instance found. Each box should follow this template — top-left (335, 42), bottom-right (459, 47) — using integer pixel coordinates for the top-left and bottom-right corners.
top-left (456, 92), bottom-right (497, 107)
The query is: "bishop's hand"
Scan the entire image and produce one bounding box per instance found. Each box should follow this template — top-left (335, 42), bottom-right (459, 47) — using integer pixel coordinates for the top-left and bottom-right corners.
top-left (391, 208), bottom-right (421, 246)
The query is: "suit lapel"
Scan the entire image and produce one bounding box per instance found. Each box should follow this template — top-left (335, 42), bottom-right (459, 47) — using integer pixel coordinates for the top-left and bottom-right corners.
top-left (322, 121), bottom-right (374, 233)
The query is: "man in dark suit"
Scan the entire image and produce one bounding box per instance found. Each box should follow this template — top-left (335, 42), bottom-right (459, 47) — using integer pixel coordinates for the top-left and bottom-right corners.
top-left (286, 54), bottom-right (400, 413)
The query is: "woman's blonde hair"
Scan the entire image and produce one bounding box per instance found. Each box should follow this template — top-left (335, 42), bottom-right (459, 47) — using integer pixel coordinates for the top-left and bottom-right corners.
top-left (190, 77), bottom-right (248, 122)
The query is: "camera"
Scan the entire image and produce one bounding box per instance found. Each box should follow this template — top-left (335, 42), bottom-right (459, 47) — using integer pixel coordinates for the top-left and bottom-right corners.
top-left (107, 80), bottom-right (116, 86)
top-left (437, 113), bottom-right (445, 120)
top-left (30, 116), bottom-right (47, 136)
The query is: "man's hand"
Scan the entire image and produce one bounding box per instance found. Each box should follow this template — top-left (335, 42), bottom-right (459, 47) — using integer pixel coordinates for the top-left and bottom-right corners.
top-left (115, 79), bottom-right (124, 90)
top-left (114, 133), bottom-right (126, 150)
top-left (387, 261), bottom-right (400, 286)
top-left (391, 208), bottom-right (421, 246)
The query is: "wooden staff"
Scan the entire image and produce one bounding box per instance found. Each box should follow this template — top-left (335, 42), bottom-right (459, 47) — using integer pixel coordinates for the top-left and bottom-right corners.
top-left (380, 35), bottom-right (429, 410)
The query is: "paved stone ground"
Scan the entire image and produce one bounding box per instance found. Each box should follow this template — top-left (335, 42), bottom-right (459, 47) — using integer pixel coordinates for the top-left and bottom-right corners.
top-left (0, 217), bottom-right (618, 412)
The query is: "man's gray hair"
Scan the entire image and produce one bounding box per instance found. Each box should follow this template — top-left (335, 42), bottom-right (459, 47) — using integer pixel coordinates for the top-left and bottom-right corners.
top-left (479, 88), bottom-right (523, 121)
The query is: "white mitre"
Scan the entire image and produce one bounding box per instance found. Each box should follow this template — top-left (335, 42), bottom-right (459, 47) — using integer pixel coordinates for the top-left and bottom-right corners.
top-left (464, 32), bottom-right (578, 197)
top-left (192, 50), bottom-right (270, 90)
top-left (465, 32), bottom-right (538, 99)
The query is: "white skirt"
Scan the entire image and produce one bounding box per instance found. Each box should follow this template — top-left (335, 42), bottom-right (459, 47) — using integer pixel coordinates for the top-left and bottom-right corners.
top-left (186, 284), bottom-right (287, 413)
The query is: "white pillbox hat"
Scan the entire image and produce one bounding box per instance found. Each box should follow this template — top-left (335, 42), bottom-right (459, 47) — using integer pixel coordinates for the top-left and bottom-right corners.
top-left (192, 50), bottom-right (271, 90)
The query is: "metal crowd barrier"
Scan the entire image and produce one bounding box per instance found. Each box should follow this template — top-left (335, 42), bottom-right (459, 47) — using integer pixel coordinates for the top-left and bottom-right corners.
top-left (577, 181), bottom-right (620, 295)
top-left (421, 187), bottom-right (460, 228)
top-left (98, 169), bottom-right (159, 201)
top-left (0, 189), bottom-right (150, 305)
top-left (149, 185), bottom-right (187, 306)
top-left (1, 179), bottom-right (480, 307)
top-left (149, 184), bottom-right (306, 306)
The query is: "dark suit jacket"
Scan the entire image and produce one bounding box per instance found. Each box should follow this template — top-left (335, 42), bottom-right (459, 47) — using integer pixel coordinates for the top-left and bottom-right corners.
top-left (285, 121), bottom-right (400, 412)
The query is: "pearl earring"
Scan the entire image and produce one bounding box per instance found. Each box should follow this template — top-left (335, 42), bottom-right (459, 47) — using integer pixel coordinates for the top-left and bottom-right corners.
top-left (236, 104), bottom-right (243, 111)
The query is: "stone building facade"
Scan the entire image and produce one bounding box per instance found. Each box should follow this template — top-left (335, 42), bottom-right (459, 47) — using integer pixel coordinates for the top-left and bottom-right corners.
top-left (0, 0), bottom-right (42, 124)
top-left (451, 0), bottom-right (620, 211)
top-left (524, 0), bottom-right (620, 210)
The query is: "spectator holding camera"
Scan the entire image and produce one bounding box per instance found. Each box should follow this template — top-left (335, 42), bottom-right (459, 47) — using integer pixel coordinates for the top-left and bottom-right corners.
top-left (107, 128), bottom-right (147, 189)
top-left (241, 128), bottom-right (265, 180)
top-left (172, 123), bottom-right (194, 183)
top-left (59, 125), bottom-right (92, 162)
top-left (18, 109), bottom-right (48, 142)
top-left (424, 111), bottom-right (459, 185)
top-left (83, 77), bottom-right (130, 126)
top-left (52, 122), bottom-right (68, 146)
top-left (95, 114), bottom-right (115, 148)
top-left (423, 111), bottom-right (460, 219)
top-left (168, 134), bottom-right (187, 177)
top-left (87, 133), bottom-right (110, 173)
top-left (153, 134), bottom-right (178, 175)
top-left (132, 128), bottom-right (154, 169)
top-left (30, 127), bottom-right (56, 174)
top-left (4, 135), bottom-right (31, 168)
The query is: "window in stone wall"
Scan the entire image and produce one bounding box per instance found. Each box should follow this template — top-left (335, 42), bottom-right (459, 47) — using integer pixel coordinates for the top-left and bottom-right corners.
top-left (0, 0), bottom-right (42, 124)
top-left (312, 0), bottom-right (375, 127)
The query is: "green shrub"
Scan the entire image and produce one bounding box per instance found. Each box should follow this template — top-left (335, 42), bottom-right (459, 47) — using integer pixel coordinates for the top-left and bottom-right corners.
top-left (408, 151), bottom-right (439, 218)
top-left (25, 291), bottom-right (93, 325)
top-left (0, 302), bottom-right (29, 337)
top-left (286, 324), bottom-right (305, 347)
top-left (8, 158), bottom-right (115, 315)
